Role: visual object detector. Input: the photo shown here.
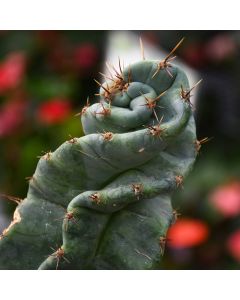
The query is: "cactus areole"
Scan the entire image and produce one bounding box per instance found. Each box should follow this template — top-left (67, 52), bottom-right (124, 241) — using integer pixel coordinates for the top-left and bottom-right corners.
top-left (0, 44), bottom-right (199, 269)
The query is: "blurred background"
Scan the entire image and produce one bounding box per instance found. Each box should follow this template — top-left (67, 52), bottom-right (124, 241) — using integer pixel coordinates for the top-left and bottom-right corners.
top-left (0, 30), bottom-right (240, 269)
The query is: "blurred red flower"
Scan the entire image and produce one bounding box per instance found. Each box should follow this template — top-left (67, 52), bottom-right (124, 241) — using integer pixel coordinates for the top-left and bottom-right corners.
top-left (209, 181), bottom-right (240, 217)
top-left (0, 52), bottom-right (26, 93)
top-left (167, 218), bottom-right (209, 248)
top-left (38, 30), bottom-right (62, 47)
top-left (181, 42), bottom-right (206, 68)
top-left (0, 98), bottom-right (28, 137)
top-left (74, 43), bottom-right (98, 70)
top-left (37, 98), bottom-right (72, 125)
top-left (204, 34), bottom-right (237, 62)
top-left (226, 230), bottom-right (240, 262)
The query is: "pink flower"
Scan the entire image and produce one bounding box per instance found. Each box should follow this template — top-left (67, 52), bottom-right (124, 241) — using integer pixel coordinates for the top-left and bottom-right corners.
top-left (226, 230), bottom-right (240, 262)
top-left (167, 218), bottom-right (209, 248)
top-left (37, 98), bottom-right (72, 124)
top-left (204, 34), bottom-right (237, 62)
top-left (0, 52), bottom-right (26, 93)
top-left (209, 182), bottom-right (240, 217)
top-left (0, 99), bottom-right (28, 137)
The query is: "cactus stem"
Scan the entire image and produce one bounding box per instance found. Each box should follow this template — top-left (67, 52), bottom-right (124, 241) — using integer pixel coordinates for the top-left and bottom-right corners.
top-left (175, 175), bottom-right (184, 188)
top-left (75, 97), bottom-right (90, 116)
top-left (1, 55), bottom-right (198, 270)
top-left (135, 248), bottom-right (152, 260)
top-left (76, 149), bottom-right (111, 165)
top-left (101, 131), bottom-right (113, 141)
top-left (49, 247), bottom-right (70, 270)
top-left (152, 37), bottom-right (185, 78)
top-left (26, 175), bottom-right (48, 199)
top-left (89, 193), bottom-right (101, 205)
top-left (76, 149), bottom-right (100, 160)
top-left (131, 183), bottom-right (143, 200)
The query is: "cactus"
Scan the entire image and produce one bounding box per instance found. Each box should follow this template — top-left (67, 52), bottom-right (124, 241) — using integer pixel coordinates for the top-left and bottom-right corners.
top-left (0, 39), bottom-right (199, 269)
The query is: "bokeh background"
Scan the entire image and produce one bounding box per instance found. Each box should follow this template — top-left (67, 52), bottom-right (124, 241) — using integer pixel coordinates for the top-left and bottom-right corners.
top-left (0, 30), bottom-right (240, 269)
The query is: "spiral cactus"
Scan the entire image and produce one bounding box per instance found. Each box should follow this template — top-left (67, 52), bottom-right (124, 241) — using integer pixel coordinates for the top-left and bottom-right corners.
top-left (0, 39), bottom-right (200, 269)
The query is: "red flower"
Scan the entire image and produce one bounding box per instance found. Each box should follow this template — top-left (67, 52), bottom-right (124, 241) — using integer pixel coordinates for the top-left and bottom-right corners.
top-left (38, 31), bottom-right (62, 47)
top-left (204, 34), bottom-right (237, 62)
top-left (74, 43), bottom-right (98, 70)
top-left (0, 52), bottom-right (26, 93)
top-left (209, 182), bottom-right (240, 217)
top-left (37, 99), bottom-right (72, 125)
top-left (167, 218), bottom-right (209, 248)
top-left (226, 230), bottom-right (240, 262)
top-left (181, 42), bottom-right (206, 68)
top-left (0, 99), bottom-right (28, 137)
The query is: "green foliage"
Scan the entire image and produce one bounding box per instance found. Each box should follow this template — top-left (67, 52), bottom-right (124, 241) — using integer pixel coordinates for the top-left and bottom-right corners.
top-left (0, 55), bottom-right (197, 269)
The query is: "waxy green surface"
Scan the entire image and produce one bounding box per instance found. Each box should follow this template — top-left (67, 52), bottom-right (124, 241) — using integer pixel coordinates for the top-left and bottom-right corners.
top-left (0, 60), bottom-right (197, 269)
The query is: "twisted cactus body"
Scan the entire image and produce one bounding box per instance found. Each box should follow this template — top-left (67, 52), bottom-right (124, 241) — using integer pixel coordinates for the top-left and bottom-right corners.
top-left (0, 56), bottom-right (198, 269)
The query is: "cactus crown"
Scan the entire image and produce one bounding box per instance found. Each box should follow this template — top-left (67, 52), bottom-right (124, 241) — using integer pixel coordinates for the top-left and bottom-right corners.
top-left (0, 39), bottom-right (199, 269)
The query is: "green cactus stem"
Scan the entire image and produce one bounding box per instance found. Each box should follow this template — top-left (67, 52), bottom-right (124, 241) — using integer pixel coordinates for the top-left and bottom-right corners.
top-left (0, 41), bottom-right (199, 269)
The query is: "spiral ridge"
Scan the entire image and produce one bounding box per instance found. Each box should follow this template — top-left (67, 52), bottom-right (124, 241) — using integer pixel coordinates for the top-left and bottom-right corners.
top-left (0, 59), bottom-right (198, 270)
